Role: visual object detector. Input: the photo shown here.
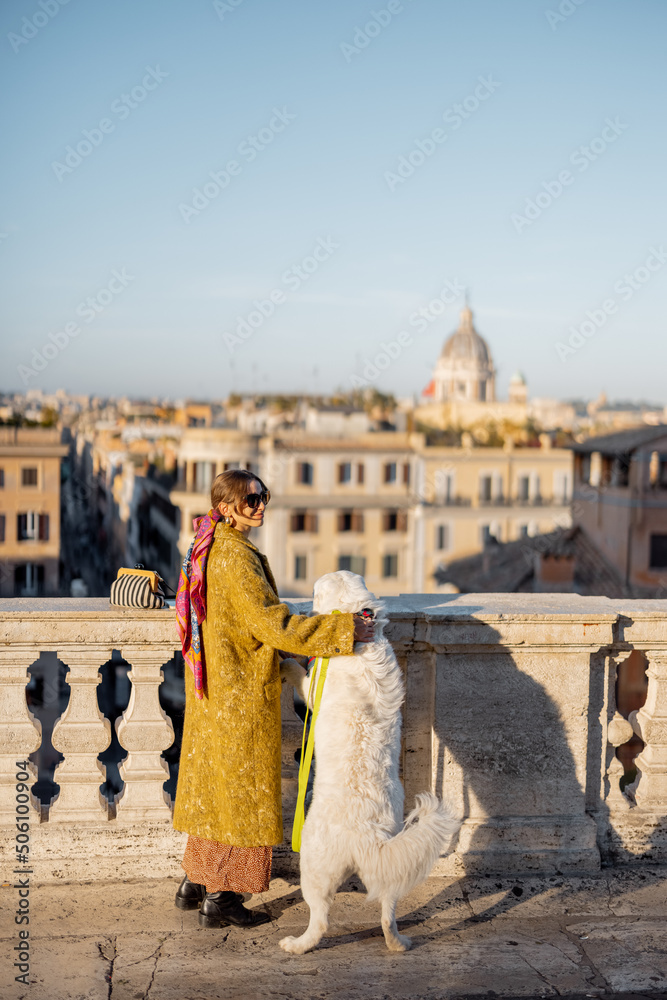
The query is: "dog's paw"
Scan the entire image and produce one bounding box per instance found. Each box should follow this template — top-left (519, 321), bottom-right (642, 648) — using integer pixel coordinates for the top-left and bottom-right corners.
top-left (279, 935), bottom-right (309, 955)
top-left (386, 933), bottom-right (412, 953)
top-left (279, 660), bottom-right (306, 687)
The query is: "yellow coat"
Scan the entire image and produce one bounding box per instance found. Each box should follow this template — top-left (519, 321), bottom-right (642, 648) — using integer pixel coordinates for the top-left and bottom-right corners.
top-left (173, 521), bottom-right (355, 846)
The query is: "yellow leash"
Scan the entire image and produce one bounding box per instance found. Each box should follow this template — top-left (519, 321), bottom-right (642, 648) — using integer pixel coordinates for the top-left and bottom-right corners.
top-left (292, 610), bottom-right (340, 852)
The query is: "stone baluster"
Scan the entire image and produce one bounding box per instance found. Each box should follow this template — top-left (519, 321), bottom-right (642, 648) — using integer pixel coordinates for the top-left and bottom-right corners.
top-left (50, 646), bottom-right (112, 823)
top-left (630, 653), bottom-right (667, 813)
top-left (0, 648), bottom-right (42, 825)
top-left (115, 646), bottom-right (176, 823)
top-left (604, 710), bottom-right (635, 812)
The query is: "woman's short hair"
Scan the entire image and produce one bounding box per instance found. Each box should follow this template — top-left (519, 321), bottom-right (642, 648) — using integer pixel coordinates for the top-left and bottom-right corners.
top-left (211, 468), bottom-right (269, 512)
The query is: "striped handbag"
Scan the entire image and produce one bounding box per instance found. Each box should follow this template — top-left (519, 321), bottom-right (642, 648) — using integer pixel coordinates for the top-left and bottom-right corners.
top-left (110, 566), bottom-right (167, 609)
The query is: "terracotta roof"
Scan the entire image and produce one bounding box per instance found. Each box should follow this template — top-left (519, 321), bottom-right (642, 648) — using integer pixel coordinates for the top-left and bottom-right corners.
top-left (434, 526), bottom-right (632, 597)
top-left (571, 425), bottom-right (667, 455)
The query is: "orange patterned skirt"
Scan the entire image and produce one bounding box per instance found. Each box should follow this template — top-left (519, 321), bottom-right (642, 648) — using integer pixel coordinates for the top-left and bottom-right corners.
top-left (182, 835), bottom-right (272, 893)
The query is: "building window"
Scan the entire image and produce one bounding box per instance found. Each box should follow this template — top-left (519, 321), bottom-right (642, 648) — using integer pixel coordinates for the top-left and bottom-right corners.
top-left (291, 511), bottom-right (306, 532)
top-left (21, 467), bottom-right (38, 487)
top-left (659, 456), bottom-right (667, 490)
top-left (554, 471), bottom-right (571, 503)
top-left (518, 524), bottom-right (530, 538)
top-left (436, 470), bottom-right (453, 503)
top-left (481, 522), bottom-right (501, 546)
top-left (338, 554), bottom-right (366, 576)
top-left (0, 514), bottom-right (5, 542)
top-left (337, 462), bottom-right (352, 484)
top-left (14, 563), bottom-right (44, 596)
top-left (382, 553), bottom-right (398, 578)
top-left (294, 555), bottom-right (307, 579)
top-left (517, 476), bottom-right (530, 502)
top-left (436, 524), bottom-right (449, 550)
top-left (290, 511), bottom-right (318, 532)
top-left (337, 510), bottom-right (364, 532)
top-left (580, 455), bottom-right (591, 485)
top-left (382, 509), bottom-right (407, 532)
top-left (17, 513), bottom-right (36, 541)
top-left (17, 513), bottom-right (49, 542)
top-left (382, 510), bottom-right (408, 532)
top-left (0, 468), bottom-right (4, 488)
top-left (297, 462), bottom-right (314, 485)
top-left (479, 476), bottom-right (493, 502)
top-left (649, 534), bottom-right (667, 569)
top-left (223, 461), bottom-right (240, 472)
top-left (402, 463), bottom-right (410, 485)
top-left (383, 462), bottom-right (397, 484)
top-left (357, 463), bottom-right (365, 484)
top-left (611, 455), bottom-right (630, 488)
top-left (383, 510), bottom-right (398, 531)
top-left (194, 462), bottom-right (215, 493)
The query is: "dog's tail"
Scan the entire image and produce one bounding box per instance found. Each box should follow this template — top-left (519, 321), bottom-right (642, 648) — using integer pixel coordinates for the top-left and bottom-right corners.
top-left (363, 793), bottom-right (461, 902)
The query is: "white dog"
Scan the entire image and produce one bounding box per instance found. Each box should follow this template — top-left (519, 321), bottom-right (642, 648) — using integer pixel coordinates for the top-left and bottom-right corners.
top-left (279, 570), bottom-right (461, 955)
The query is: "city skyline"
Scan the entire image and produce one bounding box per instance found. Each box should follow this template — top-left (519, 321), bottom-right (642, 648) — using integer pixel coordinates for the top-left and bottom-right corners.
top-left (1, 0), bottom-right (666, 401)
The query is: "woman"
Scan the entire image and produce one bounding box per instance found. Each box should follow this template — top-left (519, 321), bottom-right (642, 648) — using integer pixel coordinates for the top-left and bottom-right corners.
top-left (173, 469), bottom-right (373, 928)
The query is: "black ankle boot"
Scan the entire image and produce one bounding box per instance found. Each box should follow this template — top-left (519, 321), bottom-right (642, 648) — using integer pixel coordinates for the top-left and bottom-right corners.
top-left (175, 875), bottom-right (206, 910)
top-left (199, 890), bottom-right (271, 928)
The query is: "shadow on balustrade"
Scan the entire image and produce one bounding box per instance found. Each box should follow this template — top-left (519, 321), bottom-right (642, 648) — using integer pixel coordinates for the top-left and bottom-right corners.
top-left (25, 649), bottom-right (186, 816)
top-left (159, 650), bottom-right (186, 803)
top-left (615, 648), bottom-right (648, 792)
top-left (98, 652), bottom-right (132, 809)
top-left (98, 649), bottom-right (186, 812)
top-left (26, 652), bottom-right (69, 812)
top-left (401, 614), bottom-right (614, 932)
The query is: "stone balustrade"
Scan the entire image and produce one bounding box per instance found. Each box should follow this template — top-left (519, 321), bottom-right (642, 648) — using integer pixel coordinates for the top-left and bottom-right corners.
top-left (0, 595), bottom-right (665, 884)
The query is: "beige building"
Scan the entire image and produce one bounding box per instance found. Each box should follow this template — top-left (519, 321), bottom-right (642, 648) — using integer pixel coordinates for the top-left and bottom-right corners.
top-left (167, 427), bottom-right (572, 597)
top-left (419, 439), bottom-right (572, 592)
top-left (572, 425), bottom-right (667, 595)
top-left (0, 427), bottom-right (68, 596)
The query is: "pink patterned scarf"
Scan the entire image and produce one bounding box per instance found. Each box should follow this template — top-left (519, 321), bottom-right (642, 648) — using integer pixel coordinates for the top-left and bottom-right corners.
top-left (176, 509), bottom-right (222, 699)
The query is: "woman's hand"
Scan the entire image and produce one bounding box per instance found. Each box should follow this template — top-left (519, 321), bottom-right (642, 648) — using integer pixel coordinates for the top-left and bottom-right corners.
top-left (353, 614), bottom-right (375, 643)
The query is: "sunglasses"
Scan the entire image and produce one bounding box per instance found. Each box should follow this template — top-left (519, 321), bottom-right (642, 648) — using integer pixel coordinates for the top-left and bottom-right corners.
top-left (244, 490), bottom-right (270, 509)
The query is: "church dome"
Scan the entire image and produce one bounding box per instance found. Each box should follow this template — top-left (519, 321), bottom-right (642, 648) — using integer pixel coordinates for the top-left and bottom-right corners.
top-left (440, 306), bottom-right (492, 365)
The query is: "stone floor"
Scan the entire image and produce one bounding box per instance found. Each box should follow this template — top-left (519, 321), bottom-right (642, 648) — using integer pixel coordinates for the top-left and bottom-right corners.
top-left (1, 869), bottom-right (666, 1000)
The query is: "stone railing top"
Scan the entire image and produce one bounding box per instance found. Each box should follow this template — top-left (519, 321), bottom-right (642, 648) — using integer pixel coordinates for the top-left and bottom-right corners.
top-left (2, 593), bottom-right (667, 619)
top-left (1, 595), bottom-right (666, 650)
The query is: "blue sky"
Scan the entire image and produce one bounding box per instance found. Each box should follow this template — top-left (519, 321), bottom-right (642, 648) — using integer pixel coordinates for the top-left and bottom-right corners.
top-left (1, 0), bottom-right (666, 403)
